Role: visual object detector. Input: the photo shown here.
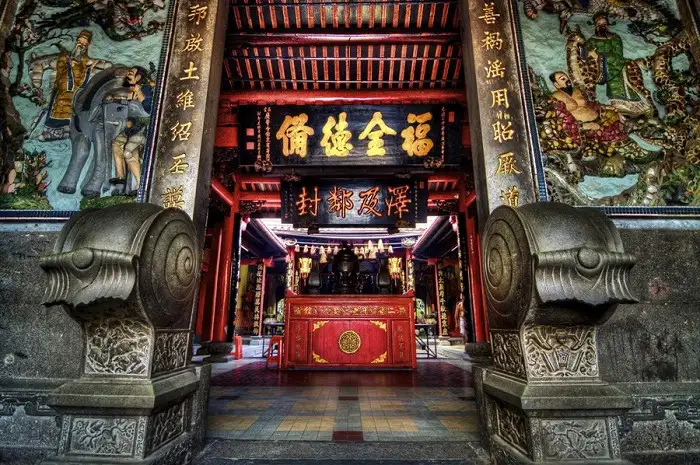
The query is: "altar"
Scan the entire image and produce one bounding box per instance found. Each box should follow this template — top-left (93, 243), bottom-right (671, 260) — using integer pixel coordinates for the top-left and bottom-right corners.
top-left (284, 293), bottom-right (416, 369)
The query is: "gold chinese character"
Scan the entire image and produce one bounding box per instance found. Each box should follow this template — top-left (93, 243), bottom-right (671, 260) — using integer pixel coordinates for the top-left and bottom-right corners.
top-left (482, 31), bottom-right (503, 50)
top-left (169, 153), bottom-right (189, 174)
top-left (163, 186), bottom-right (185, 209)
top-left (188, 4), bottom-right (208, 25)
top-left (182, 33), bottom-right (203, 52)
top-left (170, 121), bottom-right (192, 141)
top-left (492, 120), bottom-right (514, 143)
top-left (358, 186), bottom-right (382, 217)
top-left (297, 186), bottom-right (321, 217)
top-left (491, 88), bottom-right (509, 109)
top-left (478, 3), bottom-right (500, 24)
top-left (500, 186), bottom-right (519, 207)
top-left (320, 112), bottom-right (353, 157)
top-left (385, 185), bottom-right (412, 219)
top-left (401, 112), bottom-right (434, 157)
top-left (485, 59), bottom-right (505, 79)
top-left (180, 61), bottom-right (200, 81)
top-left (276, 114), bottom-right (314, 157)
top-left (327, 186), bottom-right (354, 218)
top-left (358, 112), bottom-right (396, 157)
top-left (495, 152), bottom-right (522, 175)
top-left (175, 89), bottom-right (195, 109)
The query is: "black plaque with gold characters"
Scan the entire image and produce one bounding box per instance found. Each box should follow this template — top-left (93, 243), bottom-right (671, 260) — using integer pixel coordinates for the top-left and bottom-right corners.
top-left (240, 105), bottom-right (462, 169)
top-left (281, 178), bottom-right (428, 228)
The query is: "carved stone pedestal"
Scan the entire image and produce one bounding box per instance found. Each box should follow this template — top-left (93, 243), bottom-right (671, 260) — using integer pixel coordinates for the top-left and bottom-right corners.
top-left (204, 342), bottom-right (235, 363)
top-left (40, 204), bottom-right (205, 465)
top-left (464, 342), bottom-right (492, 363)
top-left (478, 203), bottom-right (638, 465)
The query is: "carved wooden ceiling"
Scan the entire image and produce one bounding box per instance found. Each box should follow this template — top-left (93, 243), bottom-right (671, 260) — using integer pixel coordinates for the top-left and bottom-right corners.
top-left (223, 0), bottom-right (464, 91)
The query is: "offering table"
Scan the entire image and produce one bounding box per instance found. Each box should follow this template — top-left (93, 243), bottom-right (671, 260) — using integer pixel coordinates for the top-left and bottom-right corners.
top-left (284, 292), bottom-right (416, 369)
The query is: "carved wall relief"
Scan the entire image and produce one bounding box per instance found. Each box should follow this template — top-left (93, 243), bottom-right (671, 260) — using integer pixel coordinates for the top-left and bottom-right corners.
top-left (83, 317), bottom-right (152, 376)
top-left (152, 331), bottom-right (189, 375)
top-left (539, 419), bottom-right (611, 461)
top-left (495, 401), bottom-right (530, 456)
top-left (68, 417), bottom-right (138, 456)
top-left (147, 400), bottom-right (187, 454)
top-left (523, 325), bottom-right (599, 380)
top-left (491, 330), bottom-right (526, 379)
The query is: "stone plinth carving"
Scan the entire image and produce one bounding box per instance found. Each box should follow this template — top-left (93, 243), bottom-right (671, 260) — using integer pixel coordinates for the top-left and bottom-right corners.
top-left (40, 203), bottom-right (203, 465)
top-left (479, 202), bottom-right (637, 464)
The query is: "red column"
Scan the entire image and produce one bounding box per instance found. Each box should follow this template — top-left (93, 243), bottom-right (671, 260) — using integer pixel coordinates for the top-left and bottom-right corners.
top-left (214, 213), bottom-right (235, 342)
top-left (466, 207), bottom-right (487, 342)
top-left (204, 226), bottom-right (224, 341)
top-left (428, 258), bottom-right (442, 336)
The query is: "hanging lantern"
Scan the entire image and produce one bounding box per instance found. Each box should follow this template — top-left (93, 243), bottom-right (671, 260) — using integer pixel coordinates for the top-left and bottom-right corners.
top-left (310, 245), bottom-right (317, 255)
top-left (333, 245), bottom-right (339, 255)
top-left (303, 244), bottom-right (309, 254)
top-left (378, 239), bottom-right (384, 253)
top-left (388, 245), bottom-right (394, 254)
top-left (388, 257), bottom-right (403, 279)
top-left (367, 240), bottom-right (374, 251)
top-left (319, 245), bottom-right (326, 255)
top-left (320, 251), bottom-right (327, 264)
top-left (369, 248), bottom-right (377, 259)
top-left (295, 244), bottom-right (300, 253)
top-left (299, 257), bottom-right (313, 278)
top-left (353, 246), bottom-right (360, 256)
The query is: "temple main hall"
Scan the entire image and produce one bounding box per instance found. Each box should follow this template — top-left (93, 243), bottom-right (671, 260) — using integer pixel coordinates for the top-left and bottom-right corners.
top-left (1, 1), bottom-right (699, 465)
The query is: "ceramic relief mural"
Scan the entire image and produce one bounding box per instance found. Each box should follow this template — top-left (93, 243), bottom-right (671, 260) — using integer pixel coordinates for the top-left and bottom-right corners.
top-left (519, 0), bottom-right (700, 208)
top-left (0, 0), bottom-right (168, 215)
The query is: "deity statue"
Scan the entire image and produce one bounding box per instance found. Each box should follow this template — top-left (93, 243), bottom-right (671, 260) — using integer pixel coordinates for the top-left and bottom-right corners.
top-left (29, 30), bottom-right (112, 141)
top-left (332, 242), bottom-right (359, 294)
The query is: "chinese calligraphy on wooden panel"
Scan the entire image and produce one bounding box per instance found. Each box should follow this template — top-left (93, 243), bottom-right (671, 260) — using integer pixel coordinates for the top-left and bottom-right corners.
top-left (281, 179), bottom-right (428, 228)
top-left (241, 105), bottom-right (461, 169)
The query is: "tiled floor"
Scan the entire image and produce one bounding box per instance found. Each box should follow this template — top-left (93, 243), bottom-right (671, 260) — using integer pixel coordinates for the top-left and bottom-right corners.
top-left (206, 360), bottom-right (479, 443)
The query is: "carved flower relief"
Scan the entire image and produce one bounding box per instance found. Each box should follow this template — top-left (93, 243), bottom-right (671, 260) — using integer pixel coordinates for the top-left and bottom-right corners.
top-left (496, 402), bottom-right (529, 454)
top-left (152, 332), bottom-right (189, 375)
top-left (523, 325), bottom-right (599, 380)
top-left (70, 417), bottom-right (137, 456)
top-left (491, 331), bottom-right (526, 378)
top-left (84, 317), bottom-right (152, 376)
top-left (542, 419), bottom-right (609, 460)
top-left (147, 401), bottom-right (186, 454)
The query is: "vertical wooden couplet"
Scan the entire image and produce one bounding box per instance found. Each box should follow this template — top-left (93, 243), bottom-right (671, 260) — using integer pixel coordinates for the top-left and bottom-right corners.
top-left (459, 0), bottom-right (538, 225)
top-left (147, 0), bottom-right (229, 244)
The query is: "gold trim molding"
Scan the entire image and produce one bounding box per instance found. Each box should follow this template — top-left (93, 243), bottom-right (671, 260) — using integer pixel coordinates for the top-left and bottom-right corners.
top-left (371, 352), bottom-right (388, 364)
top-left (370, 320), bottom-right (387, 331)
top-left (312, 352), bottom-right (328, 364)
top-left (313, 320), bottom-right (329, 332)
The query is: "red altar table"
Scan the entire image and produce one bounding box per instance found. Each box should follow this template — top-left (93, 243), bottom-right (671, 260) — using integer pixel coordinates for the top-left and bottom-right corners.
top-left (283, 292), bottom-right (416, 369)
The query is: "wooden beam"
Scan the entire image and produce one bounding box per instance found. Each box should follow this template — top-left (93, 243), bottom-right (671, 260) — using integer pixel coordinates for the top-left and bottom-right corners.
top-left (228, 32), bottom-right (461, 47)
top-left (219, 89), bottom-right (466, 106)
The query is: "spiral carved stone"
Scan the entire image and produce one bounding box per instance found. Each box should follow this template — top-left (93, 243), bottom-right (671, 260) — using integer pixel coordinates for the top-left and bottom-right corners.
top-left (482, 206), bottom-right (533, 330)
top-left (137, 208), bottom-right (200, 328)
top-left (42, 203), bottom-right (200, 330)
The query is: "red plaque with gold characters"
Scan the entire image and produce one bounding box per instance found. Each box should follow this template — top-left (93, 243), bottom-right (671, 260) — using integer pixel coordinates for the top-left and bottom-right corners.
top-left (284, 292), bottom-right (416, 369)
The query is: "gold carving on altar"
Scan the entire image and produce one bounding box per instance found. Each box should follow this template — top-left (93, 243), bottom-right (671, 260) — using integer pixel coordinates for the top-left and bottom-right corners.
top-left (292, 305), bottom-right (408, 317)
top-left (312, 352), bottom-right (328, 364)
top-left (371, 352), bottom-right (387, 364)
top-left (370, 321), bottom-right (387, 332)
top-left (313, 321), bottom-right (329, 332)
top-left (338, 330), bottom-right (361, 354)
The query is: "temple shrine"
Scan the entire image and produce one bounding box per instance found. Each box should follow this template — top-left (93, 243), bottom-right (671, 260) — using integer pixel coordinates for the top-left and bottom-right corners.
top-left (1, 1), bottom-right (700, 465)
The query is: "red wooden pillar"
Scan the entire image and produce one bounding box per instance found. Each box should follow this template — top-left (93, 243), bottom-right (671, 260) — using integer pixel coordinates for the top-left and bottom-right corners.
top-left (466, 204), bottom-right (488, 342)
top-left (205, 226), bottom-right (224, 341)
top-left (428, 258), bottom-right (442, 336)
top-left (210, 179), bottom-right (240, 343)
